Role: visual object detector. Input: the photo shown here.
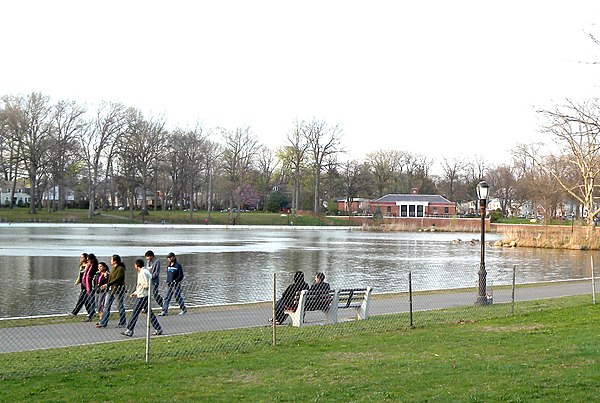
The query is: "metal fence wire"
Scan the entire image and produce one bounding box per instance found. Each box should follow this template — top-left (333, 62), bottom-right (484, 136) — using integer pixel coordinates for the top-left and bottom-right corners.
top-left (0, 264), bottom-right (596, 380)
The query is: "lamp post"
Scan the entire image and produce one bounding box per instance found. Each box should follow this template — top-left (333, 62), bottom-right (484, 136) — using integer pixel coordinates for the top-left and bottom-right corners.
top-left (476, 180), bottom-right (490, 305)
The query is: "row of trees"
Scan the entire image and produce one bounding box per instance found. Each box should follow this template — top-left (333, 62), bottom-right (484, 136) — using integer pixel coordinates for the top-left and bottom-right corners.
top-left (1, 93), bottom-right (599, 228)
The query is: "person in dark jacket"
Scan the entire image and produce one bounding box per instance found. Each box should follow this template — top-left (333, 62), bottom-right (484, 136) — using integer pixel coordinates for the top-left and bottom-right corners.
top-left (307, 272), bottom-right (331, 310)
top-left (159, 252), bottom-right (187, 316)
top-left (96, 254), bottom-right (127, 328)
top-left (144, 250), bottom-right (163, 308)
top-left (271, 271), bottom-right (309, 325)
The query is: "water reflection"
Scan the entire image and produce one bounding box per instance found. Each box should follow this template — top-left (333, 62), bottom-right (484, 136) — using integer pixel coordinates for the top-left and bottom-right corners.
top-left (0, 224), bottom-right (596, 317)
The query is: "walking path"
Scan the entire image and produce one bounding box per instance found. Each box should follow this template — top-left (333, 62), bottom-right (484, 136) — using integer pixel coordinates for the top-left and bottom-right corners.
top-left (0, 280), bottom-right (593, 353)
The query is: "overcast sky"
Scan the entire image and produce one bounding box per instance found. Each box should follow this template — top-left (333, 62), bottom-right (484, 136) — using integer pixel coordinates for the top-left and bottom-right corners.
top-left (2, 1), bottom-right (600, 170)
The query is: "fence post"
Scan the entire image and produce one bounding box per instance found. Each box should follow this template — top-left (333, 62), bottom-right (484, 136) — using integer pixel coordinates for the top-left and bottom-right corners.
top-left (511, 265), bottom-right (516, 316)
top-left (409, 271), bottom-right (413, 328)
top-left (272, 273), bottom-right (277, 346)
top-left (592, 256), bottom-right (596, 305)
top-left (146, 280), bottom-right (152, 364)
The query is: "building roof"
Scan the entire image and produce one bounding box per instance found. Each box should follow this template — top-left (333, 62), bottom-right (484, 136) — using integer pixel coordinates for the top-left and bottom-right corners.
top-left (372, 194), bottom-right (453, 204)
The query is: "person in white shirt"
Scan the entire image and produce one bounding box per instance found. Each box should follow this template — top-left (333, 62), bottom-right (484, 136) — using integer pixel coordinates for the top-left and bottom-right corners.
top-left (121, 259), bottom-right (163, 337)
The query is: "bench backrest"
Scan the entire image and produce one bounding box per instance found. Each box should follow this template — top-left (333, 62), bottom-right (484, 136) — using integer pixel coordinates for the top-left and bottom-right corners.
top-left (291, 289), bottom-right (335, 312)
top-left (337, 287), bottom-right (369, 309)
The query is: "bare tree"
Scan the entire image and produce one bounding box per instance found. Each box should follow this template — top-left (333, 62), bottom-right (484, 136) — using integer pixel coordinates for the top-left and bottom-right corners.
top-left (119, 109), bottom-right (167, 215)
top-left (365, 150), bottom-right (397, 196)
top-left (220, 127), bottom-right (261, 221)
top-left (284, 120), bottom-right (309, 214)
top-left (303, 119), bottom-right (344, 214)
top-left (537, 99), bottom-right (600, 231)
top-left (486, 164), bottom-right (517, 216)
top-left (254, 146), bottom-right (280, 212)
top-left (439, 156), bottom-right (466, 201)
top-left (0, 97), bottom-right (26, 208)
top-left (49, 99), bottom-right (87, 210)
top-left (5, 93), bottom-right (54, 214)
top-left (79, 102), bottom-right (127, 218)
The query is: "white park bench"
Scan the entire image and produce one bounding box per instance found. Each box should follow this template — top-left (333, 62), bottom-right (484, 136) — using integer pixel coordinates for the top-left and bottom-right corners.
top-left (284, 286), bottom-right (373, 327)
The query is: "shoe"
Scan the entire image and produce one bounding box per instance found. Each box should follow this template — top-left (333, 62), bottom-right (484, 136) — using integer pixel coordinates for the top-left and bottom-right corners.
top-left (121, 330), bottom-right (133, 337)
top-left (82, 317), bottom-right (92, 322)
top-left (268, 318), bottom-right (273, 323)
top-left (69, 312), bottom-right (77, 316)
top-left (116, 324), bottom-right (126, 328)
top-left (152, 330), bottom-right (163, 336)
top-left (158, 312), bottom-right (167, 316)
top-left (95, 323), bottom-right (106, 328)
top-left (178, 309), bottom-right (187, 315)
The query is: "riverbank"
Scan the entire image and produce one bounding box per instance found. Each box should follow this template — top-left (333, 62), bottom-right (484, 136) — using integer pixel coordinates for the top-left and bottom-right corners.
top-left (0, 208), bottom-right (358, 226)
top-left (495, 223), bottom-right (600, 250)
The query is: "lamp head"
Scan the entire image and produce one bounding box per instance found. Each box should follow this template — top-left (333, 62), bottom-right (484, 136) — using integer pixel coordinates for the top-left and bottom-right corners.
top-left (477, 181), bottom-right (490, 201)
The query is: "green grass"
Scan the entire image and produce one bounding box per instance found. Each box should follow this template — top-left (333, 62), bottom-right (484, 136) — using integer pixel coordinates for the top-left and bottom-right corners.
top-left (1, 295), bottom-right (598, 401)
top-left (0, 207), bottom-right (358, 226)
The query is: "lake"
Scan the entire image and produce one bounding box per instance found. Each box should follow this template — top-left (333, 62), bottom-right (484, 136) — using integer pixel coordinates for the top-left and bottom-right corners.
top-left (0, 224), bottom-right (596, 318)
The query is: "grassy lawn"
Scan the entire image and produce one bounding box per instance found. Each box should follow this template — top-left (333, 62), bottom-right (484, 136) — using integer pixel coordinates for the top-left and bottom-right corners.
top-left (1, 295), bottom-right (598, 401)
top-left (0, 207), bottom-right (358, 226)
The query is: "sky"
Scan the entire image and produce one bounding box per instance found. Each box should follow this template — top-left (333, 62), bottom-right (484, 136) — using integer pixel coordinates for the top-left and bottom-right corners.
top-left (2, 1), bottom-right (600, 172)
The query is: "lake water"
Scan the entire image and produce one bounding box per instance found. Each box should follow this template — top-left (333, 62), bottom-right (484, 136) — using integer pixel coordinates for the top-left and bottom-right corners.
top-left (0, 224), bottom-right (596, 318)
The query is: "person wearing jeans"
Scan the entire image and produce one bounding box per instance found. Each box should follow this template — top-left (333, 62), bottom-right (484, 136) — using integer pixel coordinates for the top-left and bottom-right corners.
top-left (144, 250), bottom-right (163, 308)
top-left (159, 252), bottom-right (187, 316)
top-left (96, 254), bottom-right (127, 328)
top-left (121, 259), bottom-right (162, 337)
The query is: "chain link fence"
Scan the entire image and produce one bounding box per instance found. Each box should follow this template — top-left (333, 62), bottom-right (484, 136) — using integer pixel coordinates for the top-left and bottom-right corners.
top-left (0, 264), bottom-right (597, 380)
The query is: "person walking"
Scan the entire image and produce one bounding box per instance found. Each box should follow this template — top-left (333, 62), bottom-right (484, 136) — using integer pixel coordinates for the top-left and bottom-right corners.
top-left (70, 253), bottom-right (89, 316)
top-left (94, 261), bottom-right (110, 320)
top-left (81, 253), bottom-right (99, 322)
top-left (96, 254), bottom-right (127, 328)
top-left (121, 259), bottom-right (163, 337)
top-left (144, 250), bottom-right (163, 308)
top-left (271, 271), bottom-right (309, 325)
top-left (159, 252), bottom-right (187, 316)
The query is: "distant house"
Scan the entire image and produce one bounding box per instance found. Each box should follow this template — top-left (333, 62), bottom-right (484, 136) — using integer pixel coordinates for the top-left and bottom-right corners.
top-left (335, 197), bottom-right (370, 213)
top-left (369, 194), bottom-right (456, 217)
top-left (1, 181), bottom-right (31, 206)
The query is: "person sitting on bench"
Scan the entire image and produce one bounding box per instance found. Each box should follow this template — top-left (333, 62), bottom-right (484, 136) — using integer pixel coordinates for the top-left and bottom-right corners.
top-left (271, 271), bottom-right (309, 325)
top-left (307, 272), bottom-right (331, 310)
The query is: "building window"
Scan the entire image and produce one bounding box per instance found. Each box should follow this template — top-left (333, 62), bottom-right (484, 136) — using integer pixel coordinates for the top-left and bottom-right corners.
top-left (409, 205), bottom-right (416, 217)
top-left (386, 206), bottom-right (391, 213)
top-left (417, 205), bottom-right (424, 217)
top-left (401, 205), bottom-right (407, 217)
top-left (444, 207), bottom-right (449, 214)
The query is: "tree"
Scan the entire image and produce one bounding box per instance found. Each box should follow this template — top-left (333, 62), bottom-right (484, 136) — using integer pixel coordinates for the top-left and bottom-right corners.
top-left (486, 164), bottom-right (516, 216)
top-left (254, 146), bottom-right (280, 212)
top-left (6, 93), bottom-right (54, 214)
top-left (439, 156), bottom-right (466, 201)
top-left (49, 99), bottom-right (87, 210)
top-left (119, 109), bottom-right (166, 215)
top-left (284, 120), bottom-right (309, 214)
top-left (303, 119), bottom-right (344, 214)
top-left (537, 99), bottom-right (600, 232)
top-left (220, 127), bottom-right (261, 221)
top-left (80, 102), bottom-right (127, 218)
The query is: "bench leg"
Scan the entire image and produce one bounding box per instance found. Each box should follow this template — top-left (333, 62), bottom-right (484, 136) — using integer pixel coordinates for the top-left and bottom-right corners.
top-left (356, 287), bottom-right (372, 320)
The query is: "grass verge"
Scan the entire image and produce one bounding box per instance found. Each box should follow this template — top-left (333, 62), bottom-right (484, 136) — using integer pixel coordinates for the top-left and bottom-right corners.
top-left (1, 295), bottom-right (598, 401)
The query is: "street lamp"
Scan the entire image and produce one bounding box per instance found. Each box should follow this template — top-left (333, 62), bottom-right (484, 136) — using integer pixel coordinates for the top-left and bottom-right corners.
top-left (476, 180), bottom-right (491, 305)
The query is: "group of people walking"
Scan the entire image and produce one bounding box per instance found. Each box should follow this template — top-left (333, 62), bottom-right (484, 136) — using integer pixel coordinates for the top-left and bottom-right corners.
top-left (70, 250), bottom-right (188, 337)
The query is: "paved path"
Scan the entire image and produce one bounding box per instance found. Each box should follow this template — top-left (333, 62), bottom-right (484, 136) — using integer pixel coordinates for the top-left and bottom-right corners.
top-left (0, 280), bottom-right (594, 353)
